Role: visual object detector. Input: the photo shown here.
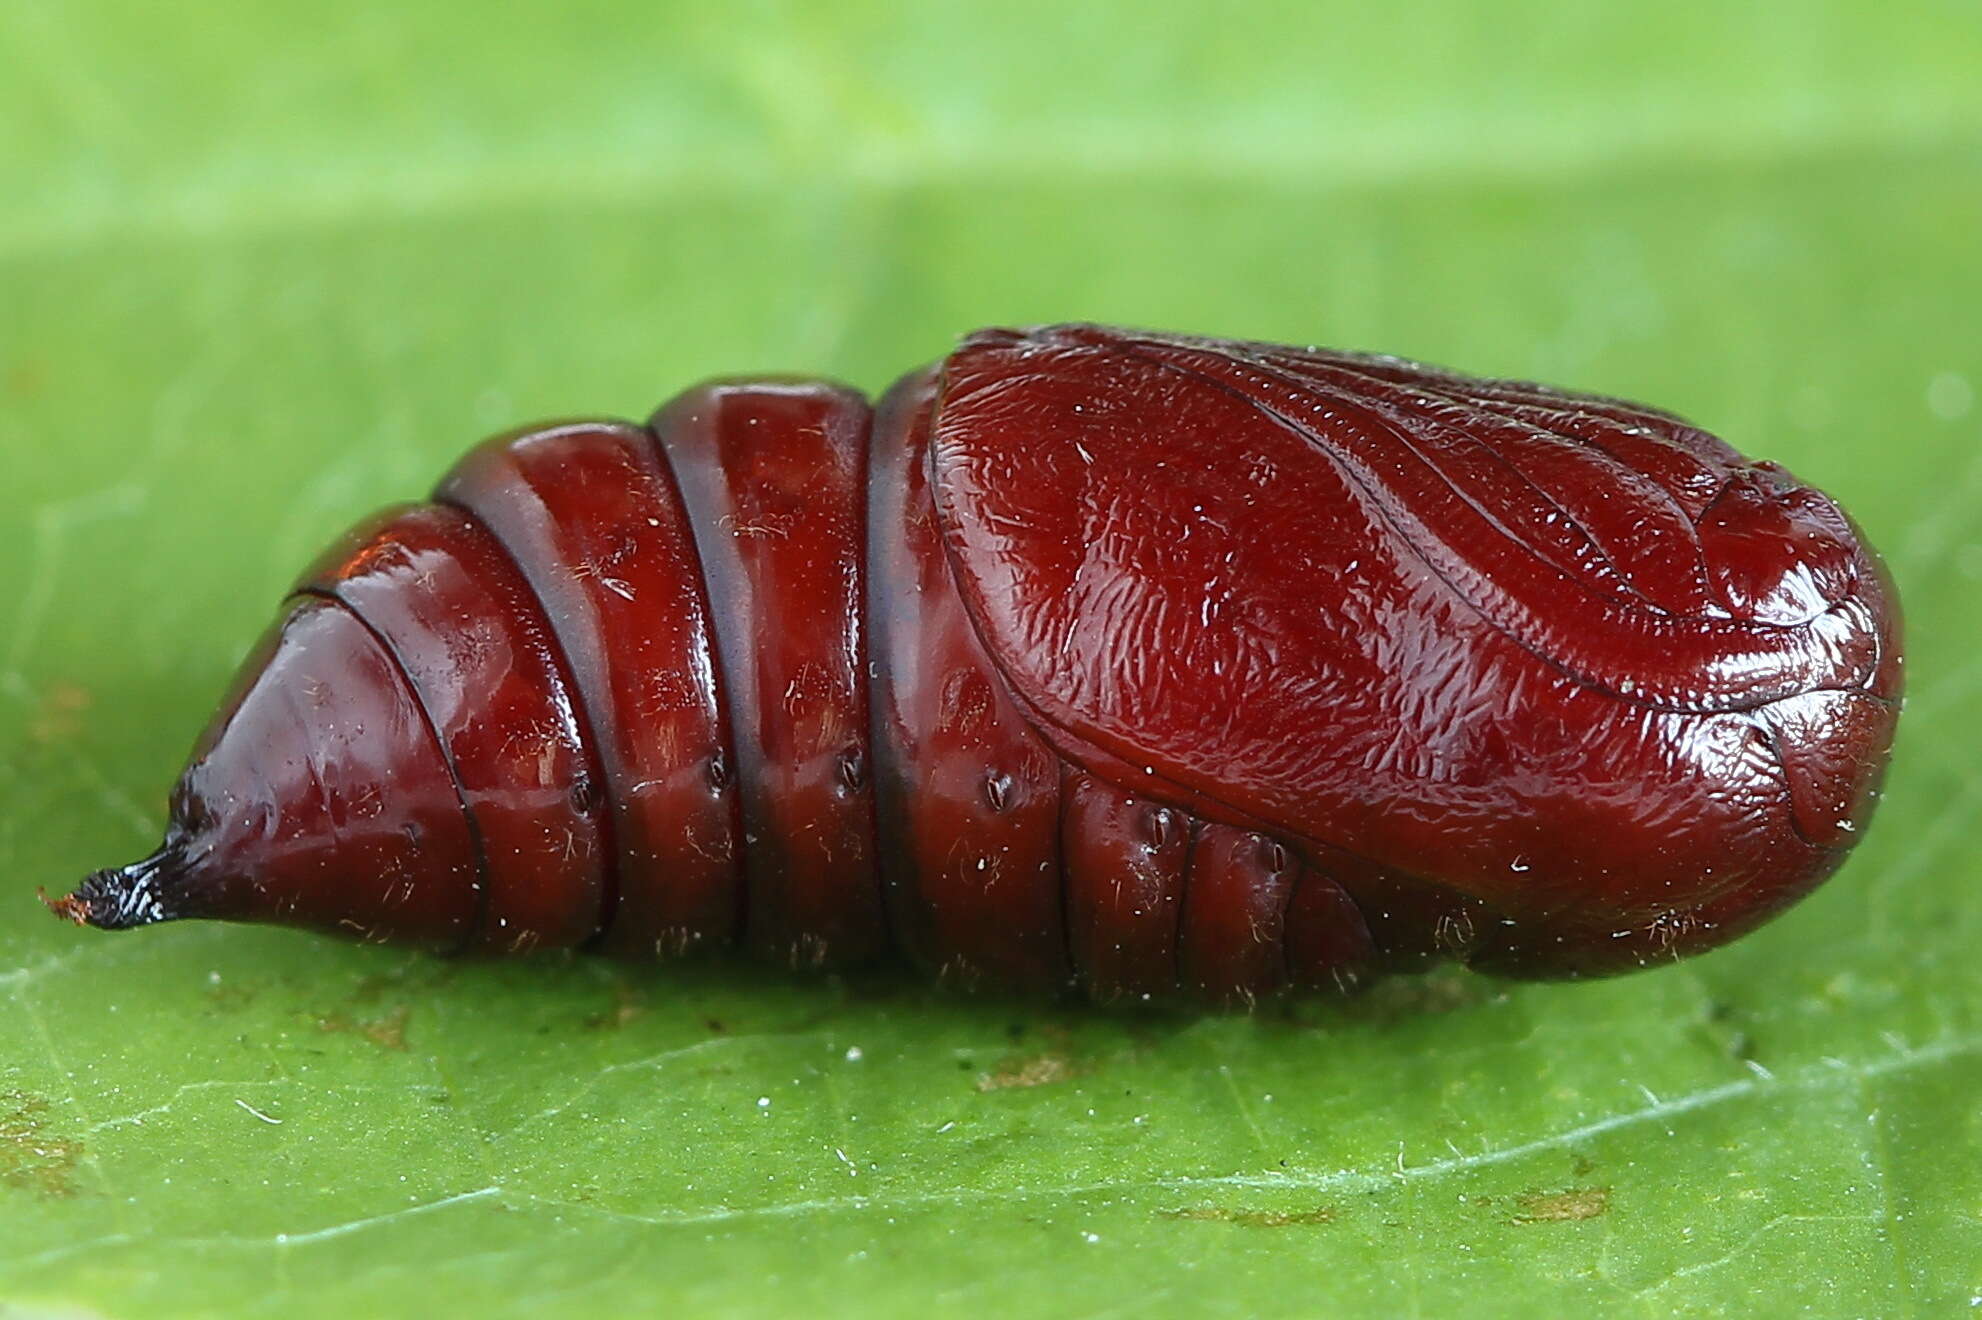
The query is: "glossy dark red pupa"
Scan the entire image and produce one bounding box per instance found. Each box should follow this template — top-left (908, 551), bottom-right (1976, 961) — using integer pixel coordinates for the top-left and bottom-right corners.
top-left (53, 325), bottom-right (1903, 1003)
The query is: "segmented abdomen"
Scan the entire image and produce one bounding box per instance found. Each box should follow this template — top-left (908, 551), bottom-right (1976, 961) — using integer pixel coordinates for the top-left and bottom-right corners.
top-left (303, 361), bottom-right (1361, 1002)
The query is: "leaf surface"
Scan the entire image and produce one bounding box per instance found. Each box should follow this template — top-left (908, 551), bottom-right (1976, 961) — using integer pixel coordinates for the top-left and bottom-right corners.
top-left (2, 3), bottom-right (1979, 1314)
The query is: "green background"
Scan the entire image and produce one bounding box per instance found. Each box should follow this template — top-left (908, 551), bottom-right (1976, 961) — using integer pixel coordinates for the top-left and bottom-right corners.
top-left (3, 2), bottom-right (1979, 1315)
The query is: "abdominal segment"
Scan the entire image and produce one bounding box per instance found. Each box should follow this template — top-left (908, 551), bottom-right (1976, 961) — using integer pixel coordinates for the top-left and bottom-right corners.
top-left (133, 356), bottom-right (1378, 1000)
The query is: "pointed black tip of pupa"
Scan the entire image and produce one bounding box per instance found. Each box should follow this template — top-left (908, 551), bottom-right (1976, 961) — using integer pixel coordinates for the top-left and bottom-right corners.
top-left (44, 842), bottom-right (190, 931)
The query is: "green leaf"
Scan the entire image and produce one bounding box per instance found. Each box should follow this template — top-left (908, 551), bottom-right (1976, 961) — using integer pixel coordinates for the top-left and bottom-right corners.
top-left (3, 2), bottom-right (1978, 1314)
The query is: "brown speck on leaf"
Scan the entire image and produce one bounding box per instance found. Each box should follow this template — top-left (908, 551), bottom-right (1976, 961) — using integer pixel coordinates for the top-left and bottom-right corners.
top-left (4, 358), bottom-right (45, 398)
top-left (1511, 1186), bottom-right (1610, 1224)
top-left (319, 1004), bottom-right (411, 1051)
top-left (28, 682), bottom-right (90, 743)
top-left (1163, 1205), bottom-right (1337, 1227)
top-left (975, 1051), bottom-right (1075, 1091)
top-left (1, 1092), bottom-right (82, 1200)
top-left (584, 980), bottom-right (645, 1030)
